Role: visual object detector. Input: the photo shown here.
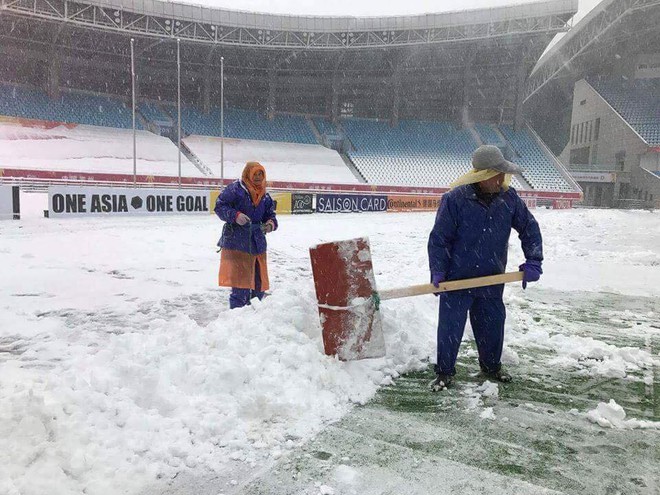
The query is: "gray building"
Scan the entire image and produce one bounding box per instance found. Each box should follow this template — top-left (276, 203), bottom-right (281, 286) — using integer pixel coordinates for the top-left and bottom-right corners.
top-left (560, 77), bottom-right (659, 208)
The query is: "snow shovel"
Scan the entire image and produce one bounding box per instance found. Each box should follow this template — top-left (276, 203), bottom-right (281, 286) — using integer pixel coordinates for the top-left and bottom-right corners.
top-left (309, 237), bottom-right (524, 361)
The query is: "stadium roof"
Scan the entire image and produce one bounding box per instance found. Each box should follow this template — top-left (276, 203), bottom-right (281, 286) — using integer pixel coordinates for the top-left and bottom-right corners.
top-left (1, 0), bottom-right (577, 48)
top-left (166, 0), bottom-right (567, 17)
top-left (0, 0), bottom-right (577, 123)
top-left (525, 0), bottom-right (660, 101)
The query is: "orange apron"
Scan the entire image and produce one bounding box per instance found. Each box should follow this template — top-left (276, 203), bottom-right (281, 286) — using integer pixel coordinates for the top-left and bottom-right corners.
top-left (218, 249), bottom-right (270, 291)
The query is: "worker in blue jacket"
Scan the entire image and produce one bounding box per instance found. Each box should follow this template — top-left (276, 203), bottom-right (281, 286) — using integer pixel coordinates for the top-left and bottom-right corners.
top-left (215, 162), bottom-right (278, 309)
top-left (428, 145), bottom-right (543, 391)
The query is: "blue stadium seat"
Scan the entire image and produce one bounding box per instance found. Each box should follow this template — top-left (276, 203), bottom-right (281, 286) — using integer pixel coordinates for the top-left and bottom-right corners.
top-left (588, 77), bottom-right (660, 146)
top-left (0, 83), bottom-right (140, 129)
top-left (499, 125), bottom-right (573, 192)
top-left (342, 118), bottom-right (479, 187)
top-left (172, 104), bottom-right (317, 144)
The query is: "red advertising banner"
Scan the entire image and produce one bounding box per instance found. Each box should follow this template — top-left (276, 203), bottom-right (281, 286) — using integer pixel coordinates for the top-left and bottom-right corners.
top-left (552, 199), bottom-right (573, 209)
top-left (522, 197), bottom-right (537, 209)
top-left (0, 115), bottom-right (78, 130)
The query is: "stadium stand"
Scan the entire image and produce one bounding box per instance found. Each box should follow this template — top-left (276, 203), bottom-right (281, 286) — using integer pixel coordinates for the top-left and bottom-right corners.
top-left (0, 80), bottom-right (573, 190)
top-left (588, 77), bottom-right (660, 145)
top-left (342, 119), bottom-right (476, 187)
top-left (0, 82), bottom-right (138, 129)
top-left (499, 125), bottom-right (573, 192)
top-left (183, 135), bottom-right (359, 183)
top-left (340, 118), bottom-right (533, 189)
top-left (170, 105), bottom-right (317, 145)
top-left (0, 120), bottom-right (204, 177)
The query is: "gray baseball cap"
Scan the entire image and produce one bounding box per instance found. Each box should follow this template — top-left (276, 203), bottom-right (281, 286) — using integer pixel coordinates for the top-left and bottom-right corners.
top-left (472, 145), bottom-right (522, 174)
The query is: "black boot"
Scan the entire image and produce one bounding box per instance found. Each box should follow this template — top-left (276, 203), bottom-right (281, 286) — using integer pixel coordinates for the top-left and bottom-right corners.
top-left (429, 374), bottom-right (453, 392)
top-left (481, 368), bottom-right (512, 383)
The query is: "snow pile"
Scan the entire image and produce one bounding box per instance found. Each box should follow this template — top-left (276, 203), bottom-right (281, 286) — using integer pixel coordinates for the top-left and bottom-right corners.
top-left (310, 464), bottom-right (360, 495)
top-left (315, 482), bottom-right (335, 495)
top-left (333, 464), bottom-right (360, 485)
top-left (462, 380), bottom-right (499, 418)
top-left (507, 327), bottom-right (658, 379)
top-left (479, 407), bottom-right (497, 420)
top-left (587, 400), bottom-right (660, 430)
top-left (0, 288), bottom-right (431, 495)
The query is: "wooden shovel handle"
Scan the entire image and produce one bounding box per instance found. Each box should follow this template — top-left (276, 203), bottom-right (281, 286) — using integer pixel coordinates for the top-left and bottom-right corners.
top-left (378, 271), bottom-right (524, 301)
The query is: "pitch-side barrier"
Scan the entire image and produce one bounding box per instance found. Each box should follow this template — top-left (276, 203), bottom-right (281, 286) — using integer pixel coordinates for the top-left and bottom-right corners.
top-left (1, 168), bottom-right (582, 218)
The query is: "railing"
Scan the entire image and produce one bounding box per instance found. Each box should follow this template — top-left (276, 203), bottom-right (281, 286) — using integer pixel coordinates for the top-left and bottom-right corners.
top-left (524, 122), bottom-right (582, 193)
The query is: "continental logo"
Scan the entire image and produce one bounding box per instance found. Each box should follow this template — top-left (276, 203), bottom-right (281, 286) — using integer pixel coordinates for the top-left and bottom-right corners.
top-left (387, 195), bottom-right (440, 212)
top-left (388, 199), bottom-right (422, 209)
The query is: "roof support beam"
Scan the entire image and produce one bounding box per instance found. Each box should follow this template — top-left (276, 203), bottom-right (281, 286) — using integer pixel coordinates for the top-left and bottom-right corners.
top-left (525, 0), bottom-right (660, 103)
top-left (1, 0), bottom-right (574, 49)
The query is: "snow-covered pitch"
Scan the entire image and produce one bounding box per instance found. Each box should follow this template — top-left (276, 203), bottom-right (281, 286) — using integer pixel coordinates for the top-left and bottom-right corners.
top-left (1, 193), bottom-right (658, 495)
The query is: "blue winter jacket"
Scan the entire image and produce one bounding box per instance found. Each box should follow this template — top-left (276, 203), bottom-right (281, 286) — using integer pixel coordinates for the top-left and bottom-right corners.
top-left (428, 185), bottom-right (543, 297)
top-left (215, 180), bottom-right (278, 254)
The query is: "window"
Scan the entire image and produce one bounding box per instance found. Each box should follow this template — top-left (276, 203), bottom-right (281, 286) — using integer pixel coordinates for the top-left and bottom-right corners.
top-left (570, 146), bottom-right (590, 165)
top-left (615, 150), bottom-right (626, 171)
top-left (590, 143), bottom-right (598, 164)
top-left (588, 121), bottom-right (592, 142)
top-left (340, 101), bottom-right (354, 117)
top-left (580, 122), bottom-right (584, 143)
top-left (594, 118), bottom-right (600, 140)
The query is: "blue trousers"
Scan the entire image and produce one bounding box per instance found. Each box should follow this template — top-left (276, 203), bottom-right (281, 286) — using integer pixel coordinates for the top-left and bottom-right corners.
top-left (435, 292), bottom-right (506, 376)
top-left (229, 260), bottom-right (265, 309)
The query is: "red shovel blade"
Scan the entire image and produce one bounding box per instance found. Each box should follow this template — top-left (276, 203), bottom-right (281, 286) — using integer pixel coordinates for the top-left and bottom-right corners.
top-left (309, 237), bottom-right (386, 361)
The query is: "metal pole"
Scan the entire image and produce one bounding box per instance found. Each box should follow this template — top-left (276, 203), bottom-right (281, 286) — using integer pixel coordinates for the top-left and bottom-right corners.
top-left (177, 38), bottom-right (182, 189)
top-left (220, 56), bottom-right (224, 187)
top-left (131, 38), bottom-right (136, 186)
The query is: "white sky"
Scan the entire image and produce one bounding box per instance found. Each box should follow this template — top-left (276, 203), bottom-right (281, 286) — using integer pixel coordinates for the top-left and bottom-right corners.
top-left (168, 0), bottom-right (603, 21)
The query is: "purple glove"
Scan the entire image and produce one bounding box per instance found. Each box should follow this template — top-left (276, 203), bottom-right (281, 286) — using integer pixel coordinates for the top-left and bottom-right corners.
top-left (431, 272), bottom-right (446, 296)
top-left (519, 260), bottom-right (542, 289)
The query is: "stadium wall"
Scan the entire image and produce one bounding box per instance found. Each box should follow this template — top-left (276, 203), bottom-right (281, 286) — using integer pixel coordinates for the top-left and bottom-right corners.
top-left (560, 79), bottom-right (653, 207)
